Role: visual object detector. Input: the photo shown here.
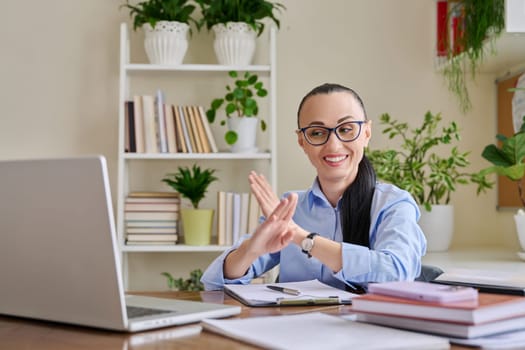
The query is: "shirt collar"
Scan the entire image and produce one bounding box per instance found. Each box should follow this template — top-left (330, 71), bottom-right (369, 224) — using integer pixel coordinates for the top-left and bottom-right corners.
top-left (307, 177), bottom-right (339, 209)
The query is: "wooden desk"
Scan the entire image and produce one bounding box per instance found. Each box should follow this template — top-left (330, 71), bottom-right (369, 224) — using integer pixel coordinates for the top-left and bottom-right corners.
top-left (0, 291), bottom-right (472, 349)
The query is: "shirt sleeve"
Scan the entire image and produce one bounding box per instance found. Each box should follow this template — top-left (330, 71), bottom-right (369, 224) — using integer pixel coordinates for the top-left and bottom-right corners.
top-left (334, 196), bottom-right (426, 285)
top-left (200, 234), bottom-right (280, 291)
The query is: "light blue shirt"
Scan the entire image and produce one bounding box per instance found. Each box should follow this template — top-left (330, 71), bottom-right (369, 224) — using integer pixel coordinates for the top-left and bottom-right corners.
top-left (201, 180), bottom-right (426, 291)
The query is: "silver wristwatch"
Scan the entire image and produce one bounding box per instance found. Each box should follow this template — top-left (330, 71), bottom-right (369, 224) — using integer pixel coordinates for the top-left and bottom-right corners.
top-left (301, 232), bottom-right (319, 258)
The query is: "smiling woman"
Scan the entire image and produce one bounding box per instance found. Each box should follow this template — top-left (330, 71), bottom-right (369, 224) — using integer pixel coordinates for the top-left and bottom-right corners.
top-left (201, 83), bottom-right (428, 292)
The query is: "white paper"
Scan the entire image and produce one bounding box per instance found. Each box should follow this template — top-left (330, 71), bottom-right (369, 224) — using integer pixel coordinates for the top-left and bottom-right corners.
top-left (224, 279), bottom-right (356, 305)
top-left (202, 312), bottom-right (450, 350)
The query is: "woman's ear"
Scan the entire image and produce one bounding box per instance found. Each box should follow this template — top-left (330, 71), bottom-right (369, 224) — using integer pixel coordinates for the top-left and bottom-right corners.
top-left (363, 120), bottom-right (372, 147)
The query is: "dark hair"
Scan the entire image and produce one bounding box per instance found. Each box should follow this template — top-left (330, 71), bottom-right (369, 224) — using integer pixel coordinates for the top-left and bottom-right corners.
top-left (297, 83), bottom-right (375, 247)
top-left (297, 83), bottom-right (368, 128)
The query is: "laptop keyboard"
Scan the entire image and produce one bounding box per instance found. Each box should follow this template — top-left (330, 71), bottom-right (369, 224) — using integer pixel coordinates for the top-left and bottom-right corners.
top-left (126, 305), bottom-right (174, 319)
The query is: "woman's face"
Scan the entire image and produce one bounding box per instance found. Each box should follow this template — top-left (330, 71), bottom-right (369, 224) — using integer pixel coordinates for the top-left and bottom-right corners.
top-left (297, 91), bottom-right (372, 188)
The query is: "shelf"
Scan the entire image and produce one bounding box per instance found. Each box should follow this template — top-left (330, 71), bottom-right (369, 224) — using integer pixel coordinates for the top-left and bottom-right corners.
top-left (125, 63), bottom-right (271, 73)
top-left (121, 244), bottom-right (229, 252)
top-left (123, 152), bottom-right (272, 160)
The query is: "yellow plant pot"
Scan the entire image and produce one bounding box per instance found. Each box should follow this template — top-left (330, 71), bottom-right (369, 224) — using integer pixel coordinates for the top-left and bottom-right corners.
top-left (181, 209), bottom-right (214, 246)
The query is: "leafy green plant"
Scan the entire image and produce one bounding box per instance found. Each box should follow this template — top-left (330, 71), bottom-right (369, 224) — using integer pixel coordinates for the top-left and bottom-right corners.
top-left (366, 111), bottom-right (493, 211)
top-left (162, 164), bottom-right (218, 209)
top-left (480, 116), bottom-right (525, 207)
top-left (441, 0), bottom-right (505, 113)
top-left (195, 0), bottom-right (285, 36)
top-left (206, 70), bottom-right (268, 145)
top-left (121, 0), bottom-right (198, 31)
top-left (161, 269), bottom-right (204, 291)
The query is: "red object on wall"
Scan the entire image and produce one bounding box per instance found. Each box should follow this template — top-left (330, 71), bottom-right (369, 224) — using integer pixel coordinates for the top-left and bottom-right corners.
top-left (436, 1), bottom-right (448, 56)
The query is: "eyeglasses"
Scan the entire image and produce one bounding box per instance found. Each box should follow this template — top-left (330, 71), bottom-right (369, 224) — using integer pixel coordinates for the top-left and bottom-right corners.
top-left (297, 121), bottom-right (368, 146)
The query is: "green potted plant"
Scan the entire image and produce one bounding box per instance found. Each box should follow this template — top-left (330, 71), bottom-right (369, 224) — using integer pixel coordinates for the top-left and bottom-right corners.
top-left (194, 0), bottom-right (285, 65)
top-left (440, 0), bottom-right (505, 113)
top-left (480, 116), bottom-right (525, 251)
top-left (206, 70), bottom-right (268, 152)
top-left (162, 164), bottom-right (218, 245)
top-left (366, 111), bottom-right (492, 251)
top-left (121, 0), bottom-right (198, 64)
top-left (161, 268), bottom-right (204, 291)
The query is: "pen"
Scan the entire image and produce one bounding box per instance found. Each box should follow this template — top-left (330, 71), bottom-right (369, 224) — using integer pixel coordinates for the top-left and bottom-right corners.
top-left (266, 285), bottom-right (301, 296)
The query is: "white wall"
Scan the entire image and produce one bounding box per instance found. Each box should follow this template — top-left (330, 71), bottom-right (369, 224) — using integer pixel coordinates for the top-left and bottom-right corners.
top-left (0, 0), bottom-right (521, 290)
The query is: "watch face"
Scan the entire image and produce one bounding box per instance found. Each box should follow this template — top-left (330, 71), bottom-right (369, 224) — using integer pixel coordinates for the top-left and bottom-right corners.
top-left (301, 238), bottom-right (313, 251)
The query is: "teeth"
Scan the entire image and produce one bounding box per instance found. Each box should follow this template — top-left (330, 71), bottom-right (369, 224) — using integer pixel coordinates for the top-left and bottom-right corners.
top-left (325, 155), bottom-right (346, 162)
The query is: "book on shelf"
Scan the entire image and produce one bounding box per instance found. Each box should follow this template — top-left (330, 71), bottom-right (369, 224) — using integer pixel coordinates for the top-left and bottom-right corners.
top-left (126, 234), bottom-right (178, 241)
top-left (164, 103), bottom-right (177, 153)
top-left (125, 211), bottom-right (178, 221)
top-left (232, 193), bottom-right (241, 243)
top-left (224, 192), bottom-right (234, 246)
top-left (126, 241), bottom-right (177, 246)
top-left (141, 94), bottom-right (159, 153)
top-left (132, 95), bottom-right (145, 153)
top-left (126, 227), bottom-right (177, 234)
top-left (217, 191), bottom-right (227, 245)
top-left (216, 191), bottom-right (261, 246)
top-left (155, 90), bottom-right (168, 153)
top-left (247, 192), bottom-right (261, 234)
top-left (191, 105), bottom-right (211, 153)
top-left (356, 312), bottom-right (525, 339)
top-left (127, 191), bottom-right (180, 198)
top-left (173, 105), bottom-right (188, 153)
top-left (239, 192), bottom-right (250, 239)
top-left (124, 100), bottom-right (136, 153)
top-left (197, 105), bottom-right (218, 153)
top-left (177, 105), bottom-right (193, 153)
top-left (125, 221), bottom-right (178, 228)
top-left (351, 291), bottom-right (525, 324)
top-left (124, 202), bottom-right (180, 212)
top-left (186, 105), bottom-right (204, 153)
top-left (125, 197), bottom-right (180, 204)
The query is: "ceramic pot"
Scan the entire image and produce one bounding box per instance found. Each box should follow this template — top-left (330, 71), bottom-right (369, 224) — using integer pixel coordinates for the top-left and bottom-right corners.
top-left (227, 117), bottom-right (259, 153)
top-left (181, 209), bottom-right (214, 245)
top-left (418, 204), bottom-right (454, 252)
top-left (513, 213), bottom-right (525, 252)
top-left (143, 21), bottom-right (189, 65)
top-left (212, 22), bottom-right (256, 66)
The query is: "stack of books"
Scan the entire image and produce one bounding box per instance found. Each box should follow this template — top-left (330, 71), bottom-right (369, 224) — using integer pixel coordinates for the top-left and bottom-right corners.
top-left (352, 282), bottom-right (525, 339)
top-left (216, 191), bottom-right (261, 246)
top-left (124, 192), bottom-right (180, 245)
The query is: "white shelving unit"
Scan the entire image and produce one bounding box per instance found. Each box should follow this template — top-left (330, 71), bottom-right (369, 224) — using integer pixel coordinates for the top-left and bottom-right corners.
top-left (117, 22), bottom-right (277, 288)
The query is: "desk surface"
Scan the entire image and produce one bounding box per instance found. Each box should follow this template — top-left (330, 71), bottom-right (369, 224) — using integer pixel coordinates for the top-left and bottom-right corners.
top-left (0, 290), bottom-right (474, 349)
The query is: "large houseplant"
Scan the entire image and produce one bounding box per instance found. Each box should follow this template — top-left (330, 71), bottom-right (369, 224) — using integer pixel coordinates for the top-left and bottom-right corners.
top-left (440, 0), bottom-right (505, 113)
top-left (480, 116), bottom-right (525, 251)
top-left (367, 111), bottom-right (492, 251)
top-left (206, 70), bottom-right (268, 152)
top-left (162, 164), bottom-right (218, 245)
top-left (121, 0), bottom-right (198, 64)
top-left (194, 0), bottom-right (285, 65)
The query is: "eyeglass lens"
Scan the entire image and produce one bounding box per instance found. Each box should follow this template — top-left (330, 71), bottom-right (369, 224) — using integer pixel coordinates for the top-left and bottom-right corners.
top-left (303, 122), bottom-right (363, 145)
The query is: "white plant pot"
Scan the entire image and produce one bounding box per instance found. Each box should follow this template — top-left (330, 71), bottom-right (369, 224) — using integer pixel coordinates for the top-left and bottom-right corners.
top-left (143, 21), bottom-right (189, 65)
top-left (227, 117), bottom-right (258, 153)
top-left (513, 213), bottom-right (525, 252)
top-left (212, 22), bottom-right (256, 66)
top-left (418, 204), bottom-right (454, 252)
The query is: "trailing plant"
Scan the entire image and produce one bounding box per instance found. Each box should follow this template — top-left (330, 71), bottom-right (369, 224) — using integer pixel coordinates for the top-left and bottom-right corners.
top-left (480, 116), bottom-right (525, 207)
top-left (162, 164), bottom-right (218, 209)
top-left (206, 70), bottom-right (268, 145)
top-left (441, 0), bottom-right (505, 113)
top-left (161, 269), bottom-right (204, 291)
top-left (195, 0), bottom-right (285, 36)
top-left (366, 111), bottom-right (493, 211)
top-left (121, 0), bottom-right (198, 31)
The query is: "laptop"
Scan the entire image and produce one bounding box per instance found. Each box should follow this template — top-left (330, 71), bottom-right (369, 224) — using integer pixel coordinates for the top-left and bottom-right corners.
top-left (0, 155), bottom-right (241, 332)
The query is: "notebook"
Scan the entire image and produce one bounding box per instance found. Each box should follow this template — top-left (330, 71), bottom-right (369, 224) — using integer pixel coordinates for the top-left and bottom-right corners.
top-left (0, 155), bottom-right (241, 332)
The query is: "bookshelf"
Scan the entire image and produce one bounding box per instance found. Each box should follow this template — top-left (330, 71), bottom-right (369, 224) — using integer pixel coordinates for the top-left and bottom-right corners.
top-left (117, 22), bottom-right (277, 288)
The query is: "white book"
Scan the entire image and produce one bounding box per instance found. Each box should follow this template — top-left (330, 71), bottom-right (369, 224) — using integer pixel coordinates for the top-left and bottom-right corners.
top-left (141, 95), bottom-right (159, 153)
top-left (232, 193), bottom-right (241, 243)
top-left (217, 191), bottom-right (227, 246)
top-left (225, 192), bottom-right (234, 246)
top-left (155, 90), bottom-right (168, 153)
top-left (239, 192), bottom-right (250, 236)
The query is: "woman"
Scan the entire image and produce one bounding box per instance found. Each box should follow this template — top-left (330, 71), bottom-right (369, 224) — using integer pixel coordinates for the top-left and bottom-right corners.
top-left (201, 83), bottom-right (426, 291)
